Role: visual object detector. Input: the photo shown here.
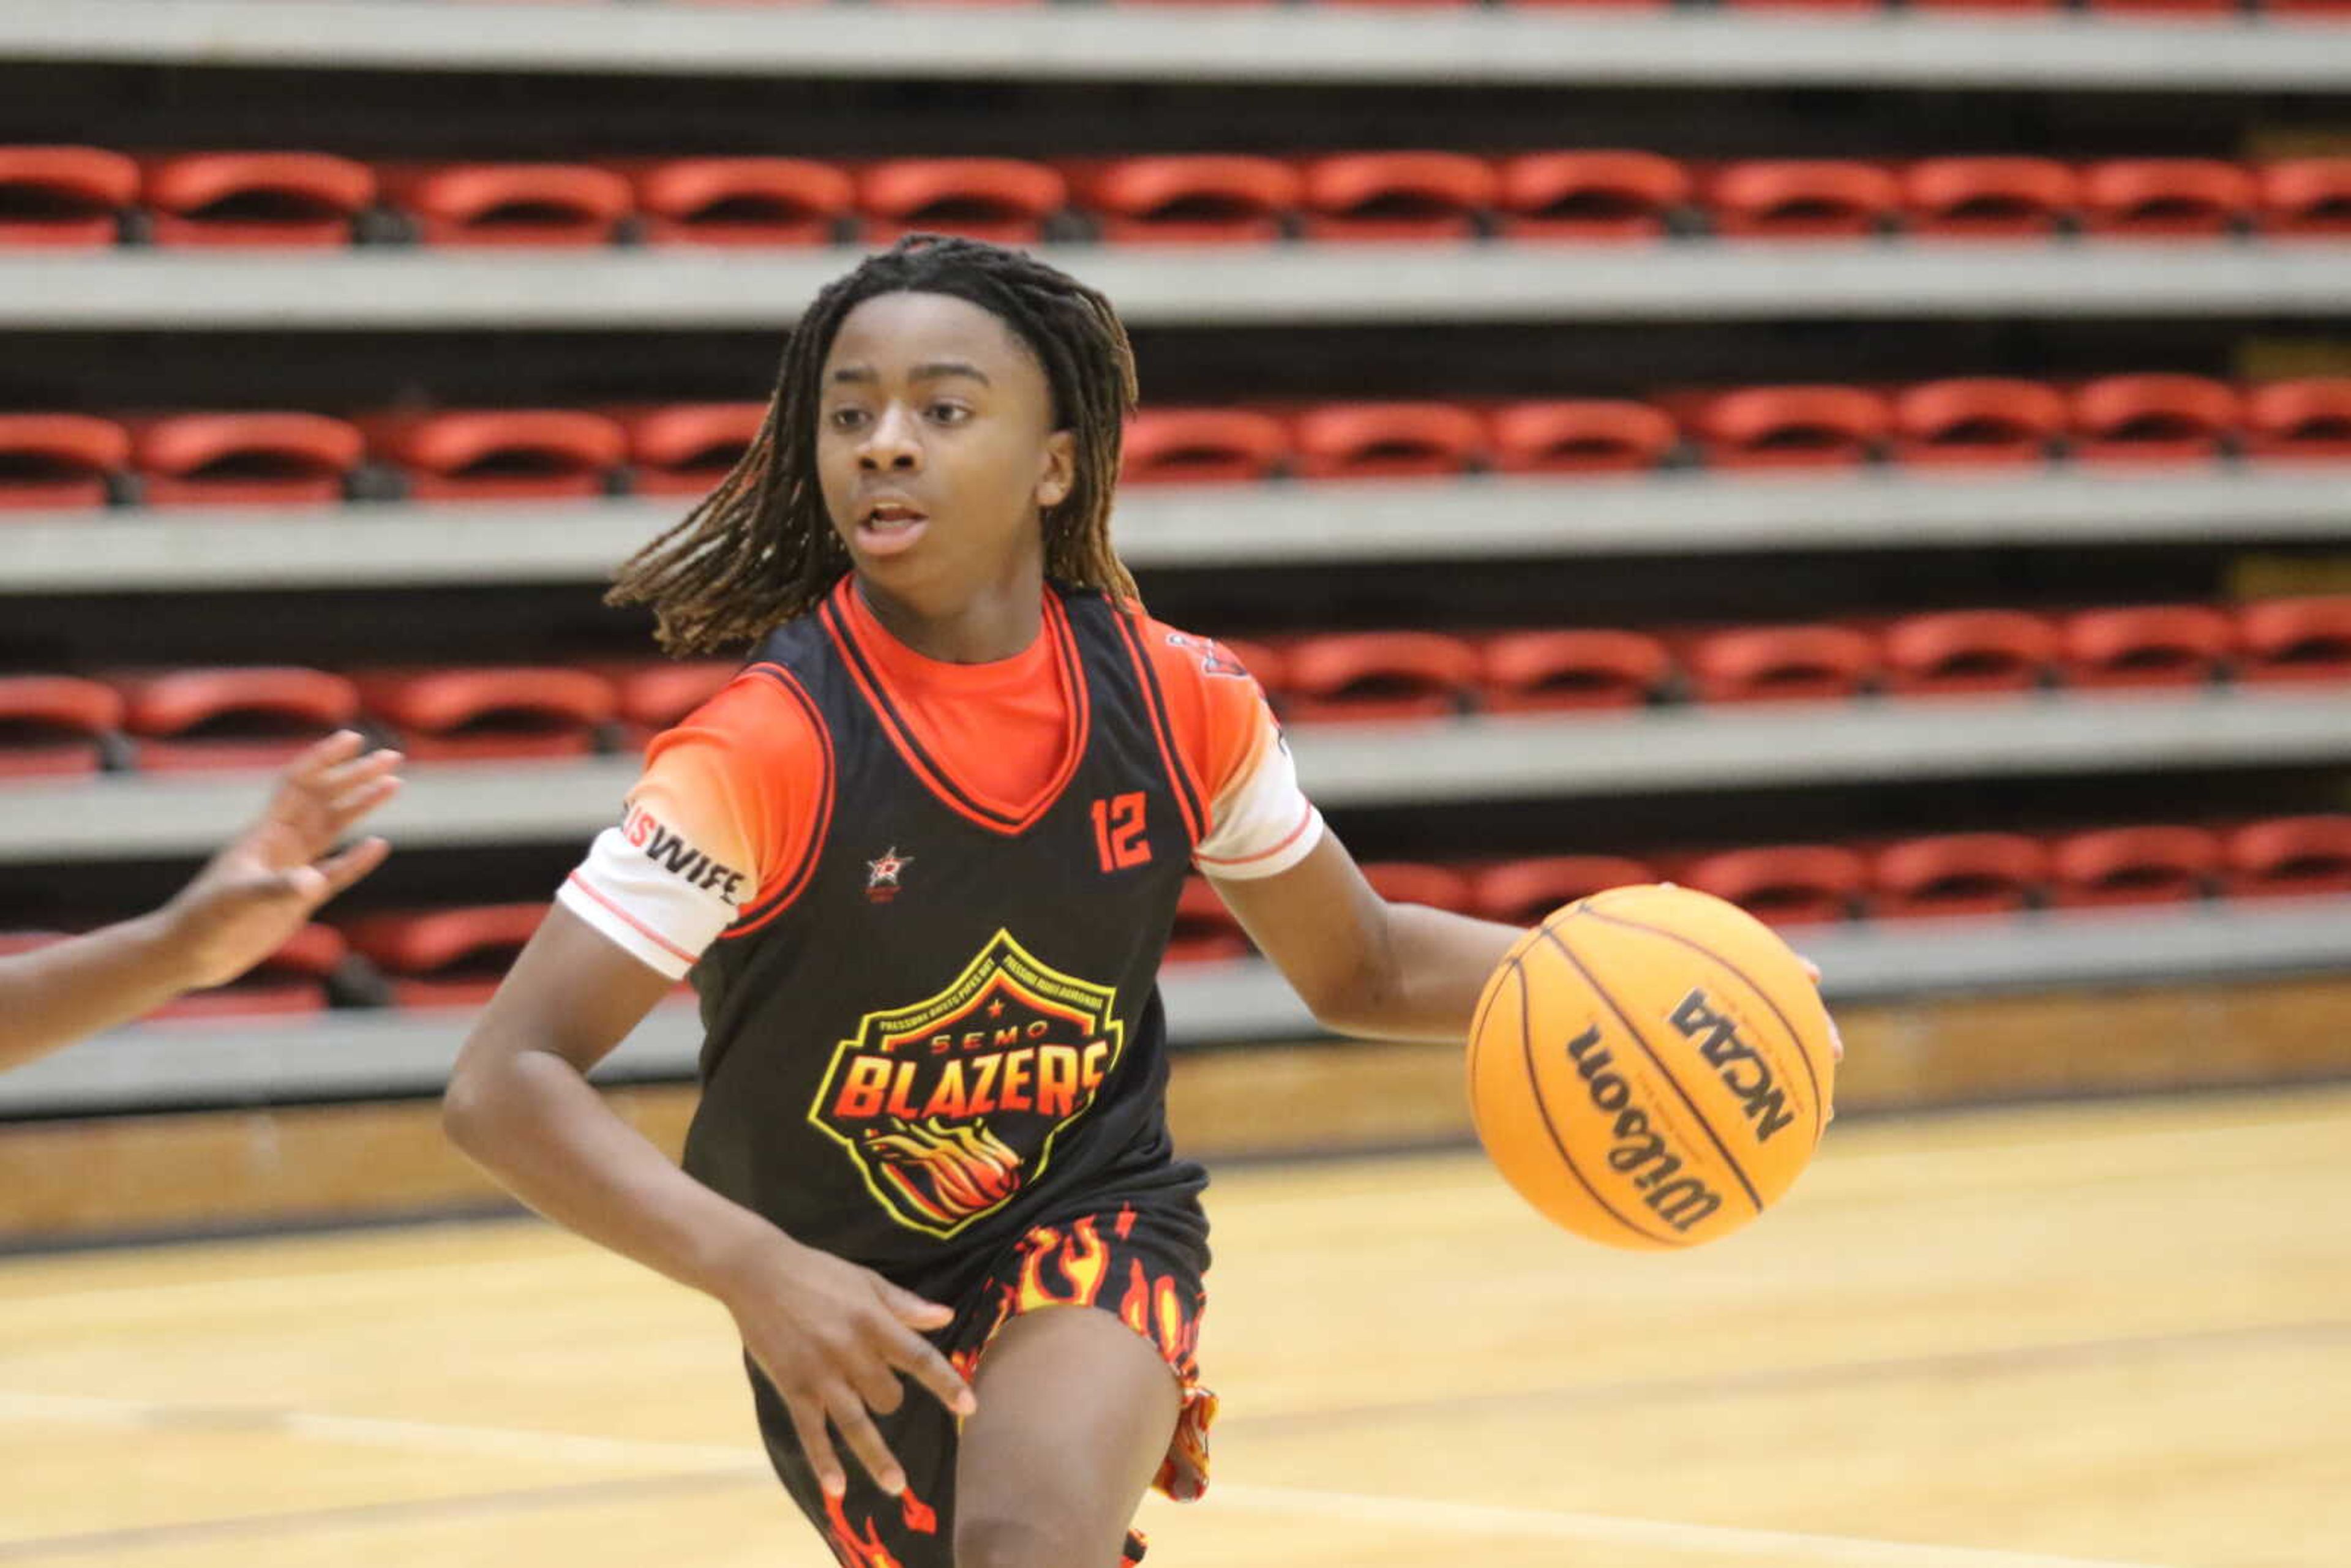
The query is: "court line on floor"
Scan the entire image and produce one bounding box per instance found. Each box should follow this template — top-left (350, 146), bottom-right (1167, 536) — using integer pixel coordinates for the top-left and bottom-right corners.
top-left (1207, 1482), bottom-right (2177, 1568)
top-left (1220, 1313), bottom-right (2351, 1436)
top-left (0, 1471), bottom-right (761, 1562)
top-left (0, 1389), bottom-right (2176, 1568)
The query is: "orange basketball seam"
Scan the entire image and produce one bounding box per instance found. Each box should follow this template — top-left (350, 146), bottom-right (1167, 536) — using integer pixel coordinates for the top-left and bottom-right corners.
top-left (1573, 904), bottom-right (1829, 1149)
top-left (1510, 956), bottom-right (1680, 1247)
top-left (1537, 924), bottom-right (1765, 1215)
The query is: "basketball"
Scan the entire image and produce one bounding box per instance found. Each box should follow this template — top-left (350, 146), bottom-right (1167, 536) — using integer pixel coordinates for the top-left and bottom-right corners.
top-left (1468, 883), bottom-right (1837, 1251)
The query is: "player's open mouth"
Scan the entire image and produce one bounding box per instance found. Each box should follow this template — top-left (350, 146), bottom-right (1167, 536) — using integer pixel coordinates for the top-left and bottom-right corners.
top-left (855, 499), bottom-right (930, 558)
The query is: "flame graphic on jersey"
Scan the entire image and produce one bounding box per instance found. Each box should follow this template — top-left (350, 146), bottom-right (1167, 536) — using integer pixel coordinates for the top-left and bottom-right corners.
top-left (864, 1116), bottom-right (1024, 1226)
top-left (809, 930), bottom-right (1125, 1239)
top-left (822, 1485), bottom-right (937, 1568)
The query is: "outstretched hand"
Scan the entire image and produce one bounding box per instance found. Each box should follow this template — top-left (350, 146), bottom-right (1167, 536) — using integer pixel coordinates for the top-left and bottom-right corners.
top-left (159, 731), bottom-right (403, 989)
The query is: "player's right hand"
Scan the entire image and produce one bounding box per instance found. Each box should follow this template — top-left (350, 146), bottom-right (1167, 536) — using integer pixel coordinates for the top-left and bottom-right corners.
top-left (721, 1236), bottom-right (976, 1498)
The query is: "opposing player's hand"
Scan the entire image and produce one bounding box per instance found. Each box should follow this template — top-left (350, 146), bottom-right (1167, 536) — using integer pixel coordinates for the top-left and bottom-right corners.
top-left (722, 1236), bottom-right (977, 1498)
top-left (160, 731), bottom-right (402, 989)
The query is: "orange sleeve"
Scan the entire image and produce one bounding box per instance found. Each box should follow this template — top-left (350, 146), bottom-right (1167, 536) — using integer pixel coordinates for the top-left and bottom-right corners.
top-left (1139, 619), bottom-right (1278, 817)
top-left (631, 664), bottom-right (833, 917)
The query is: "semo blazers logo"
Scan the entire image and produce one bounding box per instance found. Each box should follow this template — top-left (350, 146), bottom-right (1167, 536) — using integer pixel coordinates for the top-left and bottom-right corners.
top-left (808, 931), bottom-right (1125, 1240)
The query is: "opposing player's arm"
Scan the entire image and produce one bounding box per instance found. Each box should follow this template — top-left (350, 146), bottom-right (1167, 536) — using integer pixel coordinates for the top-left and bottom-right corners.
top-left (0, 732), bottom-right (399, 1073)
top-left (1212, 834), bottom-right (1523, 1043)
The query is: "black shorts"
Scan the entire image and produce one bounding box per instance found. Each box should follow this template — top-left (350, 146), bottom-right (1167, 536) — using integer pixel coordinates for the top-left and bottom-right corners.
top-left (747, 1198), bottom-right (1214, 1568)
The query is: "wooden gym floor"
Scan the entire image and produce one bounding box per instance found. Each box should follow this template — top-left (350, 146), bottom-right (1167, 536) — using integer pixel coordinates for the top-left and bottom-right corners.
top-left (0, 1084), bottom-right (2345, 1568)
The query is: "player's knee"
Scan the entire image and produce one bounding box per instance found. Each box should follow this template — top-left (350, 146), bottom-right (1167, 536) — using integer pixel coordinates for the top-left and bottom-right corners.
top-left (953, 1509), bottom-right (1097, 1568)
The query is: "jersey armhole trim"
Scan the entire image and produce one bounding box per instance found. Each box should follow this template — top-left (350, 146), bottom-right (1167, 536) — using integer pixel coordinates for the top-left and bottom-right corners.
top-left (1111, 610), bottom-right (1207, 847)
top-left (718, 661), bottom-right (836, 940)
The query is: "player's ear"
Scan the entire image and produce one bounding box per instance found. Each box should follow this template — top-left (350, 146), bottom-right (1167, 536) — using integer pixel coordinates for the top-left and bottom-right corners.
top-left (1035, 429), bottom-right (1075, 511)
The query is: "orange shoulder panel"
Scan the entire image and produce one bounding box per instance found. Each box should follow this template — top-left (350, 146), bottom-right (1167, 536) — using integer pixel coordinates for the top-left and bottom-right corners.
top-left (1138, 617), bottom-right (1276, 809)
top-left (634, 664), bottom-right (833, 913)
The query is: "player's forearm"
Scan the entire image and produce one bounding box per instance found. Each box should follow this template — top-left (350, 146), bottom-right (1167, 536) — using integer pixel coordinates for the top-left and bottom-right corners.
top-left (0, 910), bottom-right (209, 1071)
top-left (1313, 902), bottom-right (1523, 1043)
top-left (441, 1046), bottom-right (784, 1302)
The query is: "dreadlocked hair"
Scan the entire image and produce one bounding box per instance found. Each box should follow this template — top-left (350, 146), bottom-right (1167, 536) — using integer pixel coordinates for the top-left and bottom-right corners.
top-left (608, 234), bottom-right (1142, 656)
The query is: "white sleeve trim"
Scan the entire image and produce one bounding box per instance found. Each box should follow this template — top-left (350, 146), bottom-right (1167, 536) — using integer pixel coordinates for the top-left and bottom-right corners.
top-left (554, 825), bottom-right (738, 981)
top-left (1193, 729), bottom-right (1325, 882)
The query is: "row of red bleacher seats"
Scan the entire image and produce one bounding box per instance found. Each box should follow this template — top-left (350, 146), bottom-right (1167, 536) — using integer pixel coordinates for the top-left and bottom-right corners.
top-left (3, 148), bottom-right (2347, 249)
top-left (9, 814), bottom-right (2348, 1019)
top-left (6, 596), bottom-right (2349, 778)
top-left (6, 377), bottom-right (2349, 511)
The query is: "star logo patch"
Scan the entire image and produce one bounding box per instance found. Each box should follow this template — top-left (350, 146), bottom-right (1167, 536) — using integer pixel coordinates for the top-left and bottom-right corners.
top-left (866, 846), bottom-right (913, 902)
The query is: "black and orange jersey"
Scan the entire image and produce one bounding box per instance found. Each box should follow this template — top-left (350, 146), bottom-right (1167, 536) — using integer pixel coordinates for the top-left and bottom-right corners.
top-left (558, 580), bottom-right (1323, 1277)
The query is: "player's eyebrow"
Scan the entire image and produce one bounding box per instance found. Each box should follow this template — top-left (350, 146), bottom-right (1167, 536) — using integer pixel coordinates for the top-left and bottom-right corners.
top-left (828, 361), bottom-right (992, 386)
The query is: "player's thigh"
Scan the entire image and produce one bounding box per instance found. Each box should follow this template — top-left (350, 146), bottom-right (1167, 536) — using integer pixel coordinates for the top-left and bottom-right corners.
top-left (953, 1304), bottom-right (1181, 1568)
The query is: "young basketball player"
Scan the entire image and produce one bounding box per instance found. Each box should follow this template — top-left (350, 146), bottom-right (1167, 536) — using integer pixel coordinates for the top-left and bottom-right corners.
top-left (443, 235), bottom-right (1832, 1568)
top-left (1, 730), bottom-right (400, 1070)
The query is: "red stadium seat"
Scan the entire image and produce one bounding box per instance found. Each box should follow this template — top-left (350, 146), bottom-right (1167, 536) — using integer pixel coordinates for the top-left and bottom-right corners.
top-left (154, 925), bottom-right (346, 1021)
top-left (858, 159), bottom-right (1067, 244)
top-left (1165, 877), bottom-right (1248, 966)
top-left (344, 904), bottom-right (549, 1009)
top-left (114, 667), bottom-right (361, 772)
top-left (2262, 0), bottom-right (2351, 13)
top-left (1280, 632), bottom-right (1479, 723)
top-left (1879, 609), bottom-right (2058, 697)
top-left (2047, 825), bottom-right (2220, 909)
top-left (1477, 629), bottom-right (1671, 713)
top-left (355, 667), bottom-right (617, 760)
top-left (1872, 833), bottom-right (2050, 920)
top-left (1471, 855), bottom-right (1657, 926)
top-left (1297, 152), bottom-right (1495, 242)
top-left (2242, 379), bottom-right (2351, 461)
top-left (1488, 400), bottom-right (1676, 475)
top-left (1708, 160), bottom-right (1899, 239)
top-left (1121, 408), bottom-right (1291, 486)
top-left (631, 157), bottom-right (853, 246)
top-left (2256, 159), bottom-right (2351, 238)
top-left (0, 676), bottom-right (122, 779)
top-left (1680, 843), bottom-right (1867, 928)
top-left (132, 414), bottom-right (364, 506)
top-left (611, 660), bottom-right (741, 738)
top-left (1890, 378), bottom-right (2066, 468)
top-left (142, 152), bottom-right (374, 248)
top-left (1695, 385), bottom-right (1891, 470)
top-left (1359, 861), bottom-right (1475, 912)
top-left (1901, 157), bottom-right (2077, 239)
top-left (2083, 0), bottom-right (2231, 15)
top-left (1080, 156), bottom-right (1298, 244)
top-left (2222, 816), bottom-right (2351, 899)
top-left (2058, 604), bottom-right (2233, 689)
top-left (0, 414), bottom-right (130, 510)
top-left (1493, 151), bottom-right (1690, 241)
top-left (383, 162), bottom-right (632, 247)
top-left (2079, 160), bottom-right (2254, 239)
top-left (2235, 596), bottom-right (2351, 685)
top-left (1687, 623), bottom-right (1878, 703)
top-left (2069, 375), bottom-right (2239, 466)
top-left (1292, 402), bottom-right (1487, 480)
top-left (623, 403), bottom-right (766, 496)
top-left (366, 410), bottom-right (626, 501)
top-left (0, 146), bottom-right (137, 247)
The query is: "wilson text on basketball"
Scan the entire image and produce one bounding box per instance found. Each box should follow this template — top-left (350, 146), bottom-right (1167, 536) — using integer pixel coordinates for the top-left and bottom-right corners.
top-left (1565, 1024), bottom-right (1724, 1232)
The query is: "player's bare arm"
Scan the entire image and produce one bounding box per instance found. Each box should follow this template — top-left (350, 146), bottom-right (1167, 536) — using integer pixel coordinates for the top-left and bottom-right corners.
top-left (0, 730), bottom-right (400, 1072)
top-left (1211, 831), bottom-right (1524, 1043)
top-left (441, 906), bottom-right (974, 1499)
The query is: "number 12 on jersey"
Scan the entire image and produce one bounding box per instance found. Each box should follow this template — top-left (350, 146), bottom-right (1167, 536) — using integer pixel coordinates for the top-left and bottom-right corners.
top-left (1091, 792), bottom-right (1152, 872)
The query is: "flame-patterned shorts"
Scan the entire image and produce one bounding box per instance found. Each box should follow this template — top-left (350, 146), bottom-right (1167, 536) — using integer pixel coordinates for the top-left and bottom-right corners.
top-left (748, 1199), bottom-right (1214, 1568)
